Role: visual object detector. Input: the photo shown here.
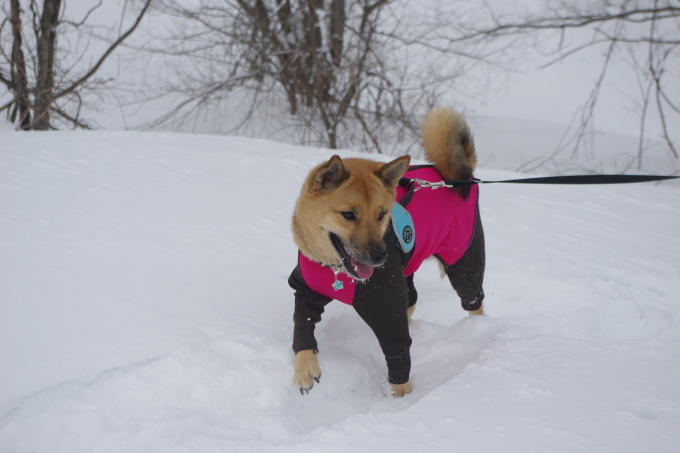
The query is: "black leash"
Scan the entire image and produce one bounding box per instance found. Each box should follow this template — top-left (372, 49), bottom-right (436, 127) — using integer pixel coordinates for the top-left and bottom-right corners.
top-left (398, 172), bottom-right (679, 207)
top-left (444, 174), bottom-right (679, 187)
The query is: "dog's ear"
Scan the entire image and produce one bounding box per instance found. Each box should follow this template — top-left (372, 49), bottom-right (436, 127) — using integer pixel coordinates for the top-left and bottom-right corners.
top-left (376, 155), bottom-right (411, 189)
top-left (311, 155), bottom-right (349, 192)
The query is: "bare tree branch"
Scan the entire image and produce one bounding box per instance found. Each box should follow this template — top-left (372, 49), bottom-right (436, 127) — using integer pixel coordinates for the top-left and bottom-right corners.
top-left (1, 0), bottom-right (151, 130)
top-left (60, 0), bottom-right (103, 27)
top-left (447, 6), bottom-right (680, 40)
top-left (446, 0), bottom-right (679, 170)
top-left (54, 0), bottom-right (152, 101)
top-left (142, 0), bottom-right (445, 152)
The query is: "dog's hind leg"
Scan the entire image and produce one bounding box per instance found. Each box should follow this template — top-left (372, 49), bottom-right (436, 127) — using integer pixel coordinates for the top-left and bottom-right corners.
top-left (406, 274), bottom-right (418, 321)
top-left (439, 208), bottom-right (486, 315)
top-left (407, 305), bottom-right (416, 321)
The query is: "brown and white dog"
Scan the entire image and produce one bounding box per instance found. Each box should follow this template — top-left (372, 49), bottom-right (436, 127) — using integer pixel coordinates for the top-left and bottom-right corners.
top-left (289, 108), bottom-right (485, 397)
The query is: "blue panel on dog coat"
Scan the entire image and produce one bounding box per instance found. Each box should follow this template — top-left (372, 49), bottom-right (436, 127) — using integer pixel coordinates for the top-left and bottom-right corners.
top-left (391, 202), bottom-right (415, 253)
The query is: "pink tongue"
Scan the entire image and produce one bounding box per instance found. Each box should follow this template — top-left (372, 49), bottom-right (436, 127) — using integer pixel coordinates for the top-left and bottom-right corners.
top-left (350, 257), bottom-right (374, 279)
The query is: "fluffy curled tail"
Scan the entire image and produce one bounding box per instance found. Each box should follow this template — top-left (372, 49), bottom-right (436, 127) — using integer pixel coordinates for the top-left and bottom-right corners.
top-left (421, 108), bottom-right (477, 199)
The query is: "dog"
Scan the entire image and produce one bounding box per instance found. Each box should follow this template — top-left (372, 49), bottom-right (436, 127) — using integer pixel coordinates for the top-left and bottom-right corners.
top-left (289, 108), bottom-right (485, 397)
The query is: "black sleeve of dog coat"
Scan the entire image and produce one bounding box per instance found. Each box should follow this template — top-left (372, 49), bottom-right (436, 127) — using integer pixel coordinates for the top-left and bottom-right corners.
top-left (289, 265), bottom-right (332, 354)
top-left (442, 203), bottom-right (486, 311)
top-left (352, 249), bottom-right (412, 385)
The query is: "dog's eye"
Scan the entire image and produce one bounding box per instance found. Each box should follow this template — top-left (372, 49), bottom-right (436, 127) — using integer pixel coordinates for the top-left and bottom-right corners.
top-left (378, 211), bottom-right (386, 221)
top-left (341, 211), bottom-right (356, 221)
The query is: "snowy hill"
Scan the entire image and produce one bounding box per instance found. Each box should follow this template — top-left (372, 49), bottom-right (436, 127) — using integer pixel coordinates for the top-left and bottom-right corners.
top-left (1, 129), bottom-right (679, 452)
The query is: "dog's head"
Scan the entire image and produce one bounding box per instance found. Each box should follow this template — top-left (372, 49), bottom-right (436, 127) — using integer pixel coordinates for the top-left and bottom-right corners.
top-left (292, 155), bottom-right (411, 280)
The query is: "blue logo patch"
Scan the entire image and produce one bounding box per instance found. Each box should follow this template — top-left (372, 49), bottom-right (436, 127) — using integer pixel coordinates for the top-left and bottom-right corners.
top-left (391, 202), bottom-right (415, 253)
top-left (403, 225), bottom-right (413, 244)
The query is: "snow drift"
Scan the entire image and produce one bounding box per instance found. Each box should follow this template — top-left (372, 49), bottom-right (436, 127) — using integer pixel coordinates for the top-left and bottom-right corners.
top-left (1, 128), bottom-right (679, 452)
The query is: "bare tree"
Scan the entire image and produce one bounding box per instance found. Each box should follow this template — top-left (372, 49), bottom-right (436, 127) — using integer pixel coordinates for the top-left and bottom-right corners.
top-left (432, 0), bottom-right (679, 170)
top-left (136, 0), bottom-right (483, 153)
top-left (0, 0), bottom-right (152, 130)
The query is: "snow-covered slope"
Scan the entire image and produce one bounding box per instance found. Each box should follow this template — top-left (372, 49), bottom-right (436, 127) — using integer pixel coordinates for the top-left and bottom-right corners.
top-left (1, 130), bottom-right (679, 452)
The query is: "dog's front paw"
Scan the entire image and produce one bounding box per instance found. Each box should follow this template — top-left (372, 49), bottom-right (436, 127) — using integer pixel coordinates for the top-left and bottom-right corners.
top-left (294, 350), bottom-right (321, 395)
top-left (389, 381), bottom-right (412, 398)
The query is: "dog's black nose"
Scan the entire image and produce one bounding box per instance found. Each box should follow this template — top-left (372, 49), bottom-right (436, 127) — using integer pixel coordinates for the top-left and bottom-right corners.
top-left (370, 245), bottom-right (387, 265)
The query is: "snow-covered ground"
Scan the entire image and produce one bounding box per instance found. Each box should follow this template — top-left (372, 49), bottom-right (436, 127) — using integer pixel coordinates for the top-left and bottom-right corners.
top-left (1, 125), bottom-right (679, 452)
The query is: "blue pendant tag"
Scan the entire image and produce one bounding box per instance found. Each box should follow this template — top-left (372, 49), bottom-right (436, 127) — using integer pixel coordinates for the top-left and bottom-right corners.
top-left (332, 270), bottom-right (344, 291)
top-left (391, 202), bottom-right (415, 253)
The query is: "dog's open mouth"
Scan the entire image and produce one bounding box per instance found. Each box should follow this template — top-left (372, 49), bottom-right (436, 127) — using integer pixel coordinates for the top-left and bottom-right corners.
top-left (329, 233), bottom-right (375, 280)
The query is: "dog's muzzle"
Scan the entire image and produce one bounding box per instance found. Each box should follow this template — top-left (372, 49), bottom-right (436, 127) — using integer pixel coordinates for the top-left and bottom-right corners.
top-left (329, 233), bottom-right (385, 280)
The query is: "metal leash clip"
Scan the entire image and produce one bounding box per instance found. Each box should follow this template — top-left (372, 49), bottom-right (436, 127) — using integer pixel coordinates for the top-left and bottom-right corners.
top-left (411, 178), bottom-right (454, 191)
